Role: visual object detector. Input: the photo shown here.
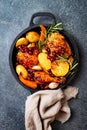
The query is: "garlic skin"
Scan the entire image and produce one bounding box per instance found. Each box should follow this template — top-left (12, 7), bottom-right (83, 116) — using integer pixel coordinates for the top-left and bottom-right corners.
top-left (48, 82), bottom-right (59, 89)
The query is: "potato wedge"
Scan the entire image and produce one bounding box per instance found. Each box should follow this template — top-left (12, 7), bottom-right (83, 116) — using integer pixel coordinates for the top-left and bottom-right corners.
top-left (38, 52), bottom-right (51, 70)
top-left (26, 31), bottom-right (39, 42)
top-left (16, 65), bottom-right (28, 79)
top-left (17, 51), bottom-right (24, 60)
top-left (16, 37), bottom-right (28, 47)
top-left (51, 61), bottom-right (69, 76)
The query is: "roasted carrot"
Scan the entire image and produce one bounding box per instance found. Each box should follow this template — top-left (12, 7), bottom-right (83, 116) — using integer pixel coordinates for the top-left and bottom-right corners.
top-left (39, 24), bottom-right (46, 42)
top-left (69, 56), bottom-right (74, 64)
top-left (19, 74), bottom-right (37, 89)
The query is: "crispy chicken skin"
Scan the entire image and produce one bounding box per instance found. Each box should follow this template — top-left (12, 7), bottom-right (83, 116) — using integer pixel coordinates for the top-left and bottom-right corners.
top-left (17, 52), bottom-right (38, 67)
top-left (34, 71), bottom-right (66, 84)
top-left (46, 33), bottom-right (72, 58)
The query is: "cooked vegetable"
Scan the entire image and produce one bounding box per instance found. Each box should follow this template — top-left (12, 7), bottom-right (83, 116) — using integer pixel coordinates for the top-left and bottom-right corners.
top-left (68, 56), bottom-right (74, 64)
top-left (17, 51), bottom-right (24, 60)
top-left (19, 74), bottom-right (37, 89)
top-left (51, 61), bottom-right (69, 76)
top-left (39, 24), bottom-right (46, 42)
top-left (16, 65), bottom-right (28, 79)
top-left (26, 31), bottom-right (39, 42)
top-left (38, 52), bottom-right (51, 70)
top-left (16, 37), bottom-right (28, 47)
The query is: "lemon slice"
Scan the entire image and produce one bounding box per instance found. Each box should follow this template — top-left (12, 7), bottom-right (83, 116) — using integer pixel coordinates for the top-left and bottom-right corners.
top-left (51, 61), bottom-right (69, 76)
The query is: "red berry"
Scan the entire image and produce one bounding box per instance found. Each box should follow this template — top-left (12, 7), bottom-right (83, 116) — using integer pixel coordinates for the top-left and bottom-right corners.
top-left (46, 47), bottom-right (50, 54)
top-left (28, 50), bottom-right (33, 55)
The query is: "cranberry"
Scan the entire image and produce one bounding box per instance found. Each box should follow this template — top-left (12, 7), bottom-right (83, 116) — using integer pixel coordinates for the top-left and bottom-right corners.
top-left (19, 47), bottom-right (24, 52)
top-left (18, 60), bottom-right (23, 64)
top-left (47, 55), bottom-right (52, 60)
top-left (61, 50), bottom-right (65, 55)
top-left (28, 72), bottom-right (34, 81)
top-left (30, 73), bottom-right (34, 78)
top-left (55, 49), bottom-right (59, 53)
top-left (18, 45), bottom-right (21, 49)
top-left (28, 50), bottom-right (33, 55)
top-left (58, 50), bottom-right (65, 56)
top-left (46, 47), bottom-right (50, 54)
top-left (16, 62), bottom-right (19, 65)
top-left (29, 69), bottom-right (34, 73)
top-left (47, 55), bottom-right (54, 62)
top-left (27, 76), bottom-right (30, 80)
top-left (18, 45), bottom-right (28, 53)
top-left (23, 45), bottom-right (27, 49)
top-left (23, 64), bottom-right (28, 69)
top-left (34, 49), bottom-right (39, 55)
top-left (50, 57), bottom-right (54, 62)
top-left (30, 78), bottom-right (34, 81)
top-left (52, 51), bottom-right (57, 56)
top-left (25, 48), bottom-right (29, 52)
top-left (48, 70), bottom-right (54, 77)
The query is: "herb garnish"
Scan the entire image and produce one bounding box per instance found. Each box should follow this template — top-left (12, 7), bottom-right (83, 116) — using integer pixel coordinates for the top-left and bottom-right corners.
top-left (47, 22), bottom-right (63, 36)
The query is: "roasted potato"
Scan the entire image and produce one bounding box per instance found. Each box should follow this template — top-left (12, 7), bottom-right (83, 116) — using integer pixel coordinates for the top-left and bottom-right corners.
top-left (16, 37), bottom-right (28, 47)
top-left (38, 52), bottom-right (51, 70)
top-left (26, 31), bottom-right (39, 42)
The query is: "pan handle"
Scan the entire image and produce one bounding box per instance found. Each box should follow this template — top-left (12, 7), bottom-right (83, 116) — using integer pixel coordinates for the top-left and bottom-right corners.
top-left (29, 12), bottom-right (56, 26)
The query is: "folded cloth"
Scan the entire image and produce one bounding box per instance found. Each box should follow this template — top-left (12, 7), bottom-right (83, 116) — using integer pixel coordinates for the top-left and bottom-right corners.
top-left (25, 86), bottom-right (79, 130)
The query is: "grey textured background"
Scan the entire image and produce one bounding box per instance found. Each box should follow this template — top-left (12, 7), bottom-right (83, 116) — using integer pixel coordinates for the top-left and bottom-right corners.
top-left (0, 0), bottom-right (87, 130)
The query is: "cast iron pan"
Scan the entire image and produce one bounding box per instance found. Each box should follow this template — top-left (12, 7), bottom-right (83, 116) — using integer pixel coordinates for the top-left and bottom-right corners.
top-left (9, 12), bottom-right (79, 93)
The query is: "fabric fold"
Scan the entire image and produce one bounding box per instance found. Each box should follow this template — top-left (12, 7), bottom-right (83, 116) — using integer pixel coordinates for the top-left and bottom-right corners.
top-left (25, 86), bottom-right (79, 130)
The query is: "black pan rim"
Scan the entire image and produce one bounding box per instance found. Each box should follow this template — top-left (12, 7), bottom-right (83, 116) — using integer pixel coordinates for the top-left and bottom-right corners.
top-left (9, 24), bottom-right (79, 93)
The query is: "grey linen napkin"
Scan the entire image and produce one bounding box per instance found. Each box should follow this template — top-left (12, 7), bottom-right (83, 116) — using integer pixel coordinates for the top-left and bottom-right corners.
top-left (25, 86), bottom-right (79, 130)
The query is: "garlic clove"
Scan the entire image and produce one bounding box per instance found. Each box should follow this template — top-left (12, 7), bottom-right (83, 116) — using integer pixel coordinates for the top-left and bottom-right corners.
top-left (32, 65), bottom-right (42, 70)
top-left (27, 43), bottom-right (35, 48)
top-left (42, 49), bottom-right (47, 53)
top-left (48, 82), bottom-right (59, 89)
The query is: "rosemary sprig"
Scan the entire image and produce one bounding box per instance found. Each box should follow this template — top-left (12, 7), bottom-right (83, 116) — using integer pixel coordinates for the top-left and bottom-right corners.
top-left (67, 57), bottom-right (78, 77)
top-left (47, 22), bottom-right (63, 35)
top-left (37, 39), bottom-right (47, 52)
top-left (58, 55), bottom-right (68, 62)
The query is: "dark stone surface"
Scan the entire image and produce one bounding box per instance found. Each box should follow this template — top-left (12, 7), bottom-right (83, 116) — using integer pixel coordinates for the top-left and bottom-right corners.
top-left (0, 0), bottom-right (87, 130)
